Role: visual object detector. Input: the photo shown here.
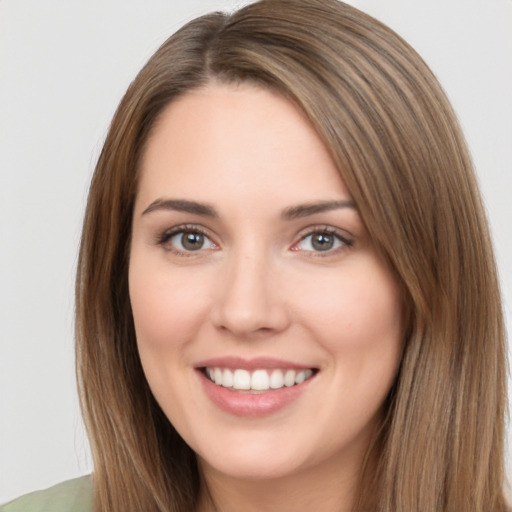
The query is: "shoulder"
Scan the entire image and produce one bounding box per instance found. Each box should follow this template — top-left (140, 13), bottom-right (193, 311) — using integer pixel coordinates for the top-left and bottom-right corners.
top-left (0, 476), bottom-right (93, 512)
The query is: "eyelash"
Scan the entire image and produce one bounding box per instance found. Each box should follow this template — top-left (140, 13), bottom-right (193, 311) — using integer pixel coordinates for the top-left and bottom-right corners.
top-left (155, 224), bottom-right (353, 257)
top-left (292, 226), bottom-right (353, 257)
top-left (156, 224), bottom-right (217, 257)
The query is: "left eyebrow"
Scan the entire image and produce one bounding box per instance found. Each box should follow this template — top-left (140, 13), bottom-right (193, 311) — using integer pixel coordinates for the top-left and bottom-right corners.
top-left (281, 200), bottom-right (356, 220)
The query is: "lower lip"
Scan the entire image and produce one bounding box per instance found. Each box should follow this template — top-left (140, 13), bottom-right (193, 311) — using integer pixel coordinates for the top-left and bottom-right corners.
top-left (198, 371), bottom-right (315, 417)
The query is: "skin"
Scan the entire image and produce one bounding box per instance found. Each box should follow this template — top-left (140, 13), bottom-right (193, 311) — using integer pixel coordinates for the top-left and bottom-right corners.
top-left (129, 83), bottom-right (404, 512)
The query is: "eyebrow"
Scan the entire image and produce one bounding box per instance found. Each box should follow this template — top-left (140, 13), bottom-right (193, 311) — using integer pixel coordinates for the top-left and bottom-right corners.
top-left (142, 199), bottom-right (219, 217)
top-left (281, 200), bottom-right (356, 220)
top-left (141, 198), bottom-right (356, 219)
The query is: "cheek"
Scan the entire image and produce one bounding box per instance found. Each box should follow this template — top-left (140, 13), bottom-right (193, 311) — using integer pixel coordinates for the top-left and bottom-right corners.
top-left (128, 259), bottom-right (211, 355)
top-left (128, 258), bottom-right (215, 422)
top-left (300, 261), bottom-right (404, 431)
top-left (292, 258), bottom-right (403, 359)
top-left (338, 281), bottom-right (401, 351)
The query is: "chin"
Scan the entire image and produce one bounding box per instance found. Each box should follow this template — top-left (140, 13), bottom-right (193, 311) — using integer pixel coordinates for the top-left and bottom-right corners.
top-left (194, 430), bottom-right (313, 481)
top-left (199, 451), bottom-right (308, 481)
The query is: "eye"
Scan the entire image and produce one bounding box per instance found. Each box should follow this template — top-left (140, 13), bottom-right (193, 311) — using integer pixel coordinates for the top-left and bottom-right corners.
top-left (171, 231), bottom-right (214, 251)
top-left (293, 229), bottom-right (352, 254)
top-left (158, 227), bottom-right (217, 254)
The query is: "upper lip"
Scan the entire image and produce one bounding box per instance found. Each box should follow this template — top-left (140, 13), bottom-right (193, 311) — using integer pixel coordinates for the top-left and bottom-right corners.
top-left (194, 356), bottom-right (316, 371)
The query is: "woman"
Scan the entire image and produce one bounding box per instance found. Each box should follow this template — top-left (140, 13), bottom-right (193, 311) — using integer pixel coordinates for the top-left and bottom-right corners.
top-left (2, 0), bottom-right (507, 511)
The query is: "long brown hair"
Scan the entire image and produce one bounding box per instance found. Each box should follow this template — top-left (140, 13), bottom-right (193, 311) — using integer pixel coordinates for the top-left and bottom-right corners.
top-left (75, 1), bottom-right (507, 510)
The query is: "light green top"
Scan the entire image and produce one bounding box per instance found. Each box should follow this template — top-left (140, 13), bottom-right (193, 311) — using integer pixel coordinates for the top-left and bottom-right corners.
top-left (0, 476), bottom-right (93, 512)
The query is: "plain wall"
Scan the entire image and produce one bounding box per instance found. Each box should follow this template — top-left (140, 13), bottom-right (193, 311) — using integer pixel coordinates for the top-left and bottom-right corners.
top-left (1, 0), bottom-right (511, 503)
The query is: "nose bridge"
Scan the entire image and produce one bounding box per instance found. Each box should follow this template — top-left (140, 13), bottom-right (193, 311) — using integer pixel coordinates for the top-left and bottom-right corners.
top-left (213, 242), bottom-right (288, 337)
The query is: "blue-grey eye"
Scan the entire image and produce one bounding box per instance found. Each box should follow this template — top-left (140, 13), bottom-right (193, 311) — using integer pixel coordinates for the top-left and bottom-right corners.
top-left (169, 231), bottom-right (215, 251)
top-left (297, 232), bottom-right (344, 252)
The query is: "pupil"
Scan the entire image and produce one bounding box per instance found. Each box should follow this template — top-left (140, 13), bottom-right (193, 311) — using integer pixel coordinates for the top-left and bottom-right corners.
top-left (182, 232), bottom-right (204, 251)
top-left (312, 233), bottom-right (334, 251)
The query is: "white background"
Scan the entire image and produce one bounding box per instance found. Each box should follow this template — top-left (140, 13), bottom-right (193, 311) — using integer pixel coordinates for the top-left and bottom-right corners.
top-left (1, 0), bottom-right (510, 503)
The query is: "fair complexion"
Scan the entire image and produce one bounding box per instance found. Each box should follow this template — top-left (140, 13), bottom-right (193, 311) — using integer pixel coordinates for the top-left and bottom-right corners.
top-left (129, 83), bottom-right (403, 512)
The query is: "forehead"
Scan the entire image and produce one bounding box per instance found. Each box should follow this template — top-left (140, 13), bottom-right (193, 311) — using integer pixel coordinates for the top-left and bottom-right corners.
top-left (135, 83), bottom-right (350, 213)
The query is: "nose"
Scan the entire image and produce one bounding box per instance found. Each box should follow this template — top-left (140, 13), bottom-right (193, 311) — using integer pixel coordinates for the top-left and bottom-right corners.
top-left (211, 251), bottom-right (291, 339)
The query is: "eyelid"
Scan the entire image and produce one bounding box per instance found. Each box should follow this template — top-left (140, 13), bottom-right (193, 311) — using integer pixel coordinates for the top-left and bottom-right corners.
top-left (153, 223), bottom-right (353, 257)
top-left (291, 225), bottom-right (354, 255)
top-left (155, 224), bottom-right (219, 255)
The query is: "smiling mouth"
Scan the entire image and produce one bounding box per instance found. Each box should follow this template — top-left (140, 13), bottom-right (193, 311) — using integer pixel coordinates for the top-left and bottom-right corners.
top-left (202, 367), bottom-right (317, 392)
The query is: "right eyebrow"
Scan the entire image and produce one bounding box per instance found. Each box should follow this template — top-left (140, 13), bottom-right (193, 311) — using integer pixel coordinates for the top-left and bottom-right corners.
top-left (141, 199), bottom-right (219, 217)
top-left (281, 200), bottom-right (356, 220)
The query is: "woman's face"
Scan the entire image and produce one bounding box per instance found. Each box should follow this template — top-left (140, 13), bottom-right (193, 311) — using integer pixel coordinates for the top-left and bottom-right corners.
top-left (129, 83), bottom-right (403, 483)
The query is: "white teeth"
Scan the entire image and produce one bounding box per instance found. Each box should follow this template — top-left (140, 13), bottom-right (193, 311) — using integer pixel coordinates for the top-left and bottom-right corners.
top-left (284, 369), bottom-right (296, 387)
top-left (295, 370), bottom-right (307, 384)
top-left (233, 369), bottom-right (251, 390)
top-left (295, 369), bottom-right (314, 384)
top-left (251, 370), bottom-right (270, 390)
top-left (221, 368), bottom-right (233, 388)
top-left (269, 369), bottom-right (284, 389)
top-left (205, 367), bottom-right (315, 390)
